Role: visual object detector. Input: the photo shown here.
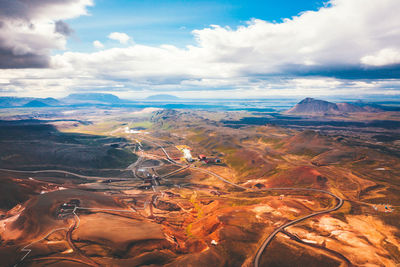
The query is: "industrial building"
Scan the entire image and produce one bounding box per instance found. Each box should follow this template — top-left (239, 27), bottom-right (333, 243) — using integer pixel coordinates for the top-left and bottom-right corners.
top-left (198, 154), bottom-right (221, 164)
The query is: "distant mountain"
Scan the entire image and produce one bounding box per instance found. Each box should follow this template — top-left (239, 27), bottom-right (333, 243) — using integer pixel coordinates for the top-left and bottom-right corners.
top-left (288, 98), bottom-right (339, 114)
top-left (23, 100), bottom-right (50, 107)
top-left (40, 97), bottom-right (60, 106)
top-left (0, 97), bottom-right (31, 107)
top-left (287, 98), bottom-right (382, 114)
top-left (0, 97), bottom-right (60, 108)
top-left (1, 93), bottom-right (125, 107)
top-left (63, 93), bottom-right (122, 104)
top-left (146, 94), bottom-right (180, 101)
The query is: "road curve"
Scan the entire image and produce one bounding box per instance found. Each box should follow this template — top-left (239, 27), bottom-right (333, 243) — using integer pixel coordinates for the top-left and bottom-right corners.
top-left (189, 166), bottom-right (344, 266)
top-left (66, 216), bottom-right (100, 267)
top-left (190, 166), bottom-right (249, 190)
top-left (133, 134), bottom-right (345, 267)
top-left (0, 168), bottom-right (131, 181)
top-left (253, 188), bottom-right (344, 267)
top-left (281, 230), bottom-right (353, 266)
top-left (135, 135), bottom-right (184, 166)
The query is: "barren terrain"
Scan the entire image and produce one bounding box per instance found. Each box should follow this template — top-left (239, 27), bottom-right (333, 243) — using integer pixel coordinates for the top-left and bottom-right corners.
top-left (0, 106), bottom-right (399, 266)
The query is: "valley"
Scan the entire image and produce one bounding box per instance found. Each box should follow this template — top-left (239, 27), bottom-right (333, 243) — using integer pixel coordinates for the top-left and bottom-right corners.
top-left (0, 101), bottom-right (400, 266)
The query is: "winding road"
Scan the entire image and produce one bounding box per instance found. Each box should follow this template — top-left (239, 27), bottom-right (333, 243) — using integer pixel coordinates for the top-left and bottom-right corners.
top-left (0, 168), bottom-right (131, 181)
top-left (252, 188), bottom-right (344, 267)
top-left (136, 134), bottom-right (345, 267)
top-left (7, 132), bottom-right (345, 267)
top-left (14, 204), bottom-right (139, 267)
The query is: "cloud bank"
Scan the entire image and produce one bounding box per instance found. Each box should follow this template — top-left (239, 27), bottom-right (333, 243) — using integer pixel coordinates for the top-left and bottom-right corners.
top-left (0, 0), bottom-right (92, 68)
top-left (1, 0), bottom-right (400, 97)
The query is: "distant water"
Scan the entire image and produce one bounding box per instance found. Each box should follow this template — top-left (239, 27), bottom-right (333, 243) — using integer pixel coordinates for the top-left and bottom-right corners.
top-left (116, 99), bottom-right (299, 111)
top-left (119, 97), bottom-right (400, 111)
top-left (4, 97), bottom-right (399, 112)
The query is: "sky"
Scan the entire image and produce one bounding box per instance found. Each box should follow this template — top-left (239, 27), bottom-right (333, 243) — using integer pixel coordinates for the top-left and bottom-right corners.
top-left (0, 0), bottom-right (400, 99)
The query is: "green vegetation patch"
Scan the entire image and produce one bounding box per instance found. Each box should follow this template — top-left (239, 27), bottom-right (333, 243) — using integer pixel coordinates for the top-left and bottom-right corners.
top-left (102, 148), bottom-right (138, 168)
top-left (0, 123), bottom-right (138, 171)
top-left (129, 121), bottom-right (153, 129)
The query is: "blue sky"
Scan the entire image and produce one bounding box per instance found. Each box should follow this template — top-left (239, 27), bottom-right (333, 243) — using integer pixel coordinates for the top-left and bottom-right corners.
top-left (67, 0), bottom-right (325, 51)
top-left (1, 0), bottom-right (400, 99)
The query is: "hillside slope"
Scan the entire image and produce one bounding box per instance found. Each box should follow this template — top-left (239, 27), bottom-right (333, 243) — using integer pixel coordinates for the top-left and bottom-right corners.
top-left (287, 98), bottom-right (381, 115)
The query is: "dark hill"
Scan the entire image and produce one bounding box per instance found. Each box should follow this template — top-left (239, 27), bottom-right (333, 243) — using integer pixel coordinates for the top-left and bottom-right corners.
top-left (23, 100), bottom-right (49, 107)
top-left (287, 98), bottom-right (339, 114)
top-left (287, 98), bottom-right (382, 115)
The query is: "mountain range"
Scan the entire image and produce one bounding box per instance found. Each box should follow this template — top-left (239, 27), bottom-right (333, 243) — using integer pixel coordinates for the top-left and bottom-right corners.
top-left (0, 93), bottom-right (124, 108)
top-left (0, 93), bottom-right (184, 108)
top-left (0, 94), bottom-right (391, 114)
top-left (0, 97), bottom-right (60, 108)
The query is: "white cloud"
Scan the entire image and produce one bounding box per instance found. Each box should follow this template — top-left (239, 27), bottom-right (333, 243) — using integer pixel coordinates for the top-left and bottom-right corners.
top-left (93, 40), bottom-right (104, 49)
top-left (108, 32), bottom-right (132, 44)
top-left (0, 0), bottom-right (93, 68)
top-left (188, 0), bottom-right (400, 75)
top-left (54, 0), bottom-right (400, 81)
top-left (2, 0), bottom-right (400, 97)
top-left (361, 48), bottom-right (400, 66)
top-left (0, 0), bottom-right (93, 21)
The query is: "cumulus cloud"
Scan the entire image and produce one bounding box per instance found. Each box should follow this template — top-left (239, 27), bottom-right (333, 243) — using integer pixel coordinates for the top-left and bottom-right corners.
top-left (361, 48), bottom-right (400, 66)
top-left (0, 0), bottom-right (93, 20)
top-left (55, 0), bottom-right (400, 81)
top-left (93, 40), bottom-right (104, 49)
top-left (1, 0), bottom-right (400, 97)
top-left (0, 0), bottom-right (92, 68)
top-left (188, 0), bottom-right (400, 78)
top-left (108, 32), bottom-right (131, 44)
